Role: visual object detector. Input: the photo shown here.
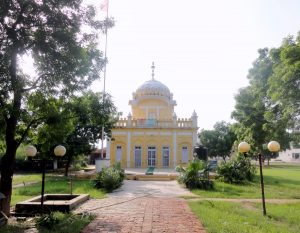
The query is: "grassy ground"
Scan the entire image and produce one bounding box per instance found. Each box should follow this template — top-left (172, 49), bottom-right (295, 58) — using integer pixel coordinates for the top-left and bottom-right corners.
top-left (0, 212), bottom-right (94, 233)
top-left (11, 175), bottom-right (106, 206)
top-left (189, 164), bottom-right (300, 232)
top-left (12, 173), bottom-right (41, 185)
top-left (1, 174), bottom-right (103, 232)
top-left (192, 163), bottom-right (300, 199)
top-left (189, 201), bottom-right (300, 233)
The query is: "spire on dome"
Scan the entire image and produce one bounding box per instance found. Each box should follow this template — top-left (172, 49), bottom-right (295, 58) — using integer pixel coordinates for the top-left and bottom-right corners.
top-left (151, 62), bottom-right (155, 80)
top-left (192, 110), bottom-right (197, 117)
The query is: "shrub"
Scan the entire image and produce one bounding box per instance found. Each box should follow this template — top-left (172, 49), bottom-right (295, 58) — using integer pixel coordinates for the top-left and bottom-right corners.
top-left (36, 211), bottom-right (94, 233)
top-left (73, 155), bottom-right (88, 171)
top-left (112, 162), bottom-right (125, 180)
top-left (217, 155), bottom-right (256, 184)
top-left (36, 211), bottom-right (65, 229)
top-left (178, 159), bottom-right (214, 190)
top-left (92, 163), bottom-right (124, 192)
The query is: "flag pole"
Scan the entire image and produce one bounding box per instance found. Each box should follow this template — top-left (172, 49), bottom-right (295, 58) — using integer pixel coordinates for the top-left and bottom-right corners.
top-left (101, 0), bottom-right (109, 159)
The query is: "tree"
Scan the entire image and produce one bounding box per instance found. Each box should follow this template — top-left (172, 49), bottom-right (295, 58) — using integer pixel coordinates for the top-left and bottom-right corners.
top-left (268, 34), bottom-right (300, 137)
top-left (29, 91), bottom-right (119, 176)
top-left (0, 0), bottom-right (111, 215)
top-left (63, 91), bottom-right (119, 176)
top-left (232, 48), bottom-right (291, 164)
top-left (199, 121), bottom-right (236, 161)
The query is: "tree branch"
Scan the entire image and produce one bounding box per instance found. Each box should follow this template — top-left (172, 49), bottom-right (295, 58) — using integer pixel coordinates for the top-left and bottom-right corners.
top-left (21, 73), bottom-right (50, 93)
top-left (16, 117), bottom-right (43, 148)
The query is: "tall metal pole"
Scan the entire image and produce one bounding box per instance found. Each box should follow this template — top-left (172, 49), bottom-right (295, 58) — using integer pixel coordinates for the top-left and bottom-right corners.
top-left (40, 158), bottom-right (46, 211)
top-left (101, 0), bottom-right (109, 159)
top-left (258, 153), bottom-right (267, 215)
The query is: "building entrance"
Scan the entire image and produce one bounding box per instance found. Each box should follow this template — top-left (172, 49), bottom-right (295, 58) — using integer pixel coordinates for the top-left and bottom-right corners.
top-left (147, 146), bottom-right (156, 167)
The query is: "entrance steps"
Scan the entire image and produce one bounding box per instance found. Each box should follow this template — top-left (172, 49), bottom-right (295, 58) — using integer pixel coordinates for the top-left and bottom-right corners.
top-left (126, 173), bottom-right (178, 181)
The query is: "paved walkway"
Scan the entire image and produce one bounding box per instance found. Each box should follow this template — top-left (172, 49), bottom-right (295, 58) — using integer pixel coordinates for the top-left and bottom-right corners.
top-left (76, 180), bottom-right (206, 233)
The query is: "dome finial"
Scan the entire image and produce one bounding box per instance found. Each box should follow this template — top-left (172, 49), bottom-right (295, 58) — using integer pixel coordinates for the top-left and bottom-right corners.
top-left (151, 62), bottom-right (155, 80)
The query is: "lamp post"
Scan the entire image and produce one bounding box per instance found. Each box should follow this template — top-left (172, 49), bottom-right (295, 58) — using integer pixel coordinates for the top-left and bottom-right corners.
top-left (238, 141), bottom-right (280, 216)
top-left (25, 145), bottom-right (66, 210)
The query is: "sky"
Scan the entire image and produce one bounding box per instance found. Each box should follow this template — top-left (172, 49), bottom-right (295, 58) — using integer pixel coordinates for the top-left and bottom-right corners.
top-left (88, 0), bottom-right (300, 130)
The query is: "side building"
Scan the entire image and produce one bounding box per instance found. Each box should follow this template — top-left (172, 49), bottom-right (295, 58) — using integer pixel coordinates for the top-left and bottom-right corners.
top-left (108, 63), bottom-right (198, 168)
top-left (278, 142), bottom-right (300, 162)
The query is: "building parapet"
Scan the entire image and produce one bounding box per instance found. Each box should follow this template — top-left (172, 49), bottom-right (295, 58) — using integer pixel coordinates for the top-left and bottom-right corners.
top-left (114, 117), bottom-right (196, 129)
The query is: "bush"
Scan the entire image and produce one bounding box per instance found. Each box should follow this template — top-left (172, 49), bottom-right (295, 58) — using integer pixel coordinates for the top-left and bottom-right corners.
top-left (36, 211), bottom-right (65, 229)
top-left (92, 163), bottom-right (124, 192)
top-left (113, 162), bottom-right (125, 180)
top-left (178, 159), bottom-right (214, 190)
top-left (72, 155), bottom-right (88, 171)
top-left (217, 155), bottom-right (256, 184)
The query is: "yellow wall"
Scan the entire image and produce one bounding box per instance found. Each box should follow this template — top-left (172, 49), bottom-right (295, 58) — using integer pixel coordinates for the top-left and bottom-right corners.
top-left (131, 99), bottom-right (174, 120)
top-left (110, 128), bottom-right (194, 168)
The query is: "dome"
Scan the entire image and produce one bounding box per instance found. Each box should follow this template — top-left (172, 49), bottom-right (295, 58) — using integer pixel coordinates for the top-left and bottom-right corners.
top-left (134, 79), bottom-right (172, 99)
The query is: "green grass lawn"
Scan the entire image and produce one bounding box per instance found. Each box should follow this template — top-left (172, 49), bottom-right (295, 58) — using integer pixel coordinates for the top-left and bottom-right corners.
top-left (189, 201), bottom-right (300, 233)
top-left (192, 163), bottom-right (300, 199)
top-left (11, 176), bottom-right (106, 206)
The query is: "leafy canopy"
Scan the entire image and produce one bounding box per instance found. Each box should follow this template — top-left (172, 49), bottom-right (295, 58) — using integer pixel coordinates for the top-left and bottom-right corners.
top-left (0, 0), bottom-right (113, 214)
top-left (231, 38), bottom-right (297, 154)
top-left (199, 121), bottom-right (236, 160)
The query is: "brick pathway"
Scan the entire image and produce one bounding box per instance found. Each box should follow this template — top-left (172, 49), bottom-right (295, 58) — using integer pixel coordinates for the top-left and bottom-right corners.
top-left (79, 196), bottom-right (206, 233)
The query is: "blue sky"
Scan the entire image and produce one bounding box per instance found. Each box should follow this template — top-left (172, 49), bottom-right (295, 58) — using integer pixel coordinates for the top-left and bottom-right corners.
top-left (88, 0), bottom-right (300, 130)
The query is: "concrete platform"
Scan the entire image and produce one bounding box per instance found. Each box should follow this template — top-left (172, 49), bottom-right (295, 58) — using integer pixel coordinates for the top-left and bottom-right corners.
top-left (15, 194), bottom-right (89, 214)
top-left (126, 173), bottom-right (178, 181)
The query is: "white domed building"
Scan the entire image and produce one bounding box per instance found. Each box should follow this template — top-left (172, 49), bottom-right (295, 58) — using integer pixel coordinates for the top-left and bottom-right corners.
top-left (109, 63), bottom-right (198, 168)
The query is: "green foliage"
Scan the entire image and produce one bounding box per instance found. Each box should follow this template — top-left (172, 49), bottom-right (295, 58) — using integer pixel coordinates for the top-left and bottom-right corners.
top-left (92, 163), bottom-right (124, 192)
top-left (217, 155), bottom-right (256, 184)
top-left (0, 0), bottom-right (114, 212)
top-left (199, 121), bottom-right (236, 160)
top-left (112, 162), bottom-right (125, 180)
top-left (232, 33), bottom-right (300, 156)
top-left (0, 225), bottom-right (25, 233)
top-left (191, 163), bottom-right (300, 199)
top-left (72, 155), bottom-right (88, 170)
top-left (178, 160), bottom-right (214, 190)
top-left (268, 34), bottom-right (300, 132)
top-left (63, 91), bottom-right (119, 162)
top-left (37, 211), bottom-right (66, 228)
top-left (36, 212), bottom-right (94, 233)
top-left (28, 91), bottom-right (119, 175)
top-left (175, 165), bottom-right (185, 173)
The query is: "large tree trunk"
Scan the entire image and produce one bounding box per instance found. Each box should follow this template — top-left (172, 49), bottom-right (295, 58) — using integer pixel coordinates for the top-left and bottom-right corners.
top-left (0, 147), bottom-right (17, 216)
top-left (0, 50), bottom-right (22, 216)
top-left (0, 115), bottom-right (19, 216)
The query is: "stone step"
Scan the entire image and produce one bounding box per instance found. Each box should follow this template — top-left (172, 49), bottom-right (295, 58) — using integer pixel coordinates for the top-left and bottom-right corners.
top-left (137, 177), bottom-right (172, 181)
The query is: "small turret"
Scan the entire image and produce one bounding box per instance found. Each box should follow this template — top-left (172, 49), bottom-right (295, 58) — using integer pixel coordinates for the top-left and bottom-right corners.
top-left (191, 110), bottom-right (198, 127)
top-left (127, 112), bottom-right (132, 126)
top-left (173, 112), bottom-right (177, 126)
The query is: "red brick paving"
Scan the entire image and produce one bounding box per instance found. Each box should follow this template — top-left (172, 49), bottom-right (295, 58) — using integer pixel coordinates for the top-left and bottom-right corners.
top-left (80, 197), bottom-right (206, 233)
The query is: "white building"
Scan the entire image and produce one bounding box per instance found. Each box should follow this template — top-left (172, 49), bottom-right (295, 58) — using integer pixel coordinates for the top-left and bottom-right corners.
top-left (278, 143), bottom-right (300, 162)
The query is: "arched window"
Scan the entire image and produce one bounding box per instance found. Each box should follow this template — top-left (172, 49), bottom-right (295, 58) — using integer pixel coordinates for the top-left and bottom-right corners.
top-left (116, 146), bottom-right (122, 162)
top-left (182, 146), bottom-right (188, 163)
